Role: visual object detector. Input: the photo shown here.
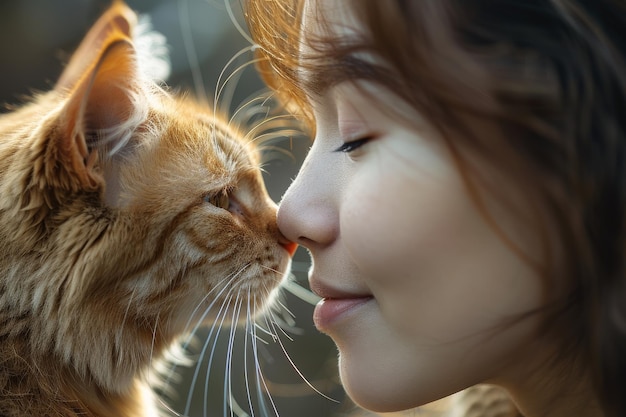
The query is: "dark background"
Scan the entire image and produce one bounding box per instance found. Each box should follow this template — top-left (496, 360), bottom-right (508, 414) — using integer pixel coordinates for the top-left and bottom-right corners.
top-left (0, 1), bottom-right (378, 416)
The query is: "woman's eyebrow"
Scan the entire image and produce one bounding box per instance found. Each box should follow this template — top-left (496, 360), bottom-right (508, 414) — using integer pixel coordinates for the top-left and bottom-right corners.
top-left (296, 66), bottom-right (339, 98)
top-left (297, 54), bottom-right (378, 97)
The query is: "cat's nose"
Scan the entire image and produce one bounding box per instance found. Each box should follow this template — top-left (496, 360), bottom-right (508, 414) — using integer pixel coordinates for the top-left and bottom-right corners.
top-left (271, 205), bottom-right (298, 257)
top-left (281, 241), bottom-right (298, 257)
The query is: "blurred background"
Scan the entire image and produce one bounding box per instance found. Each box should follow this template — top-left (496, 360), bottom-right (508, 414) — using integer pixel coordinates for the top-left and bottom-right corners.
top-left (0, 0), bottom-right (377, 416)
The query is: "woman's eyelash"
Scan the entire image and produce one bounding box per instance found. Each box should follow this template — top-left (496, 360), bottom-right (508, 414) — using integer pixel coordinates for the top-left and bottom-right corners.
top-left (334, 136), bottom-right (372, 153)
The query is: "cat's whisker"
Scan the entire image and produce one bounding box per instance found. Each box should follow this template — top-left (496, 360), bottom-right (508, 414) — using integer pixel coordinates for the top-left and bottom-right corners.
top-left (254, 365), bottom-right (279, 417)
top-left (270, 317), bottom-right (294, 343)
top-left (255, 274), bottom-right (300, 333)
top-left (243, 121), bottom-right (303, 165)
top-left (228, 90), bottom-right (277, 129)
top-left (273, 299), bottom-right (295, 321)
top-left (254, 135), bottom-right (302, 156)
top-left (252, 295), bottom-right (280, 417)
top-left (257, 264), bottom-right (285, 276)
top-left (224, 293), bottom-right (244, 417)
top-left (223, 0), bottom-right (255, 46)
top-left (180, 264), bottom-right (251, 348)
top-left (244, 289), bottom-right (256, 417)
top-left (259, 90), bottom-right (276, 108)
top-left (159, 268), bottom-right (249, 401)
top-left (240, 100), bottom-right (295, 128)
top-left (183, 291), bottom-right (235, 417)
top-left (266, 314), bottom-right (339, 403)
top-left (227, 94), bottom-right (271, 132)
top-left (252, 323), bottom-right (273, 345)
top-left (255, 286), bottom-right (281, 339)
top-left (228, 395), bottom-right (252, 417)
top-left (215, 58), bottom-right (265, 124)
top-left (250, 297), bottom-right (265, 417)
top-left (239, 94), bottom-right (286, 126)
top-left (200, 292), bottom-right (237, 417)
top-left (214, 49), bottom-right (258, 118)
top-left (226, 96), bottom-right (303, 184)
top-left (242, 114), bottom-right (303, 144)
top-left (261, 311), bottom-right (280, 343)
top-left (212, 45), bottom-right (255, 118)
top-left (280, 277), bottom-right (322, 306)
top-left (268, 292), bottom-right (301, 332)
top-left (251, 308), bottom-right (281, 417)
top-left (247, 114), bottom-right (300, 136)
top-left (154, 380), bottom-right (186, 417)
top-left (181, 275), bottom-right (235, 337)
top-left (178, 0), bottom-right (208, 104)
top-left (217, 69), bottom-right (244, 121)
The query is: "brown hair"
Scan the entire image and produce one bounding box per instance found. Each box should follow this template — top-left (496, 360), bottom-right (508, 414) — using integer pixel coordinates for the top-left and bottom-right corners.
top-left (245, 0), bottom-right (626, 415)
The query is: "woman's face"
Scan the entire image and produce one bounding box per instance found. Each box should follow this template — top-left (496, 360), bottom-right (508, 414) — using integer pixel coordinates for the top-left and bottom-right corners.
top-left (277, 0), bottom-right (554, 412)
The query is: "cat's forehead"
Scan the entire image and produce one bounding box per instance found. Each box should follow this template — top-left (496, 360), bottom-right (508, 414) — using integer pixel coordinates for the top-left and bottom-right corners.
top-left (197, 113), bottom-right (259, 165)
top-left (156, 106), bottom-right (260, 175)
top-left (118, 109), bottom-right (261, 210)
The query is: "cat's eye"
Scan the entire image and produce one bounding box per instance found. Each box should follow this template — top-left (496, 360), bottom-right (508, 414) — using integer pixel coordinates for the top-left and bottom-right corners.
top-left (204, 189), bottom-right (230, 210)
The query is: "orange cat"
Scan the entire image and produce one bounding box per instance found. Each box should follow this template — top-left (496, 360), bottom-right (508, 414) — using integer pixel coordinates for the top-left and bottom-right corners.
top-left (0, 2), bottom-right (295, 416)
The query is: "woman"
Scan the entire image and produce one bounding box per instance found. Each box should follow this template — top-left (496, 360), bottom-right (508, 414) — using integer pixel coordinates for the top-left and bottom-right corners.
top-left (245, 1), bottom-right (626, 416)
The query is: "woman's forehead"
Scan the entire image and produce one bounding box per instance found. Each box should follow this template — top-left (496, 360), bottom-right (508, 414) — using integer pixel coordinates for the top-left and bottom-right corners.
top-left (298, 0), bottom-right (370, 94)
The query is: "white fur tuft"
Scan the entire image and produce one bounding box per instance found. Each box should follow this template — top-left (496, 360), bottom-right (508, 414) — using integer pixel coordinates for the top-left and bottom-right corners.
top-left (133, 15), bottom-right (171, 83)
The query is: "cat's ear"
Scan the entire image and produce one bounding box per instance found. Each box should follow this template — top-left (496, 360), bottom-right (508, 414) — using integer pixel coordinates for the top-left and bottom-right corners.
top-left (57, 32), bottom-right (144, 192)
top-left (55, 1), bottom-right (137, 92)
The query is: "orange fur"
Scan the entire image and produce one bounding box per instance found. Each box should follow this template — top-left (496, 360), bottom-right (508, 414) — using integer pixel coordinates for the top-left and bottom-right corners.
top-left (0, 3), bottom-right (292, 416)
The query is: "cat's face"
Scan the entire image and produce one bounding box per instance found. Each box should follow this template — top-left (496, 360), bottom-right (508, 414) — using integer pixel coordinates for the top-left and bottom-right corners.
top-left (0, 2), bottom-right (294, 391)
top-left (85, 97), bottom-right (294, 335)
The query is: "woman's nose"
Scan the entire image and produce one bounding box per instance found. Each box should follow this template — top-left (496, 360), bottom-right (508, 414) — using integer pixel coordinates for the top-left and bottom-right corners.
top-left (277, 155), bottom-right (339, 249)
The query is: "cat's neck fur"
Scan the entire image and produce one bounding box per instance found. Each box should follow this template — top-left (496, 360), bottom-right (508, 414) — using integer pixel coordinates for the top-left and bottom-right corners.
top-left (0, 94), bottom-right (164, 417)
top-left (0, 339), bottom-right (153, 417)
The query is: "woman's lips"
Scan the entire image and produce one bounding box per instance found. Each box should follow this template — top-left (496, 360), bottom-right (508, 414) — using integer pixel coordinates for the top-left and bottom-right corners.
top-left (309, 276), bottom-right (374, 331)
top-left (313, 296), bottom-right (374, 332)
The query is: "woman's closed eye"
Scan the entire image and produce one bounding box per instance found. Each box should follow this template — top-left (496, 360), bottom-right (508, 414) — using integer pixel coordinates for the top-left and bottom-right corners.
top-left (334, 136), bottom-right (375, 153)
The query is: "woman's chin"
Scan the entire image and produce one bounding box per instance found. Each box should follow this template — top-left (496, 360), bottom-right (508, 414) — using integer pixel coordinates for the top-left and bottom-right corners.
top-left (337, 357), bottom-right (420, 413)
